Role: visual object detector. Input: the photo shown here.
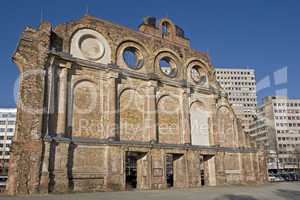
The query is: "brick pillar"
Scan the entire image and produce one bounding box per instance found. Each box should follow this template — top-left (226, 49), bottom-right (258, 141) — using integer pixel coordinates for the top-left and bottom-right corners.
top-left (106, 73), bottom-right (118, 140)
top-left (238, 152), bottom-right (246, 183)
top-left (146, 81), bottom-right (157, 142)
top-left (7, 21), bottom-right (51, 195)
top-left (215, 151), bottom-right (226, 185)
top-left (49, 142), bottom-right (70, 193)
top-left (39, 142), bottom-right (51, 193)
top-left (182, 89), bottom-right (191, 144)
top-left (207, 156), bottom-right (217, 186)
top-left (56, 63), bottom-right (71, 136)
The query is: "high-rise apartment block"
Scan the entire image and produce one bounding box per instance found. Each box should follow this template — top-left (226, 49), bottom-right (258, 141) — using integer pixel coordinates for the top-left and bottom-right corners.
top-left (249, 96), bottom-right (300, 172)
top-left (215, 68), bottom-right (257, 132)
top-left (0, 108), bottom-right (16, 189)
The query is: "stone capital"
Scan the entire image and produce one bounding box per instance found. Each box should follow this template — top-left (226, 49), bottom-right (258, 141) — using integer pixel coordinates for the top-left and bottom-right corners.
top-left (58, 61), bottom-right (72, 69)
top-left (146, 80), bottom-right (158, 88)
top-left (182, 88), bottom-right (191, 96)
top-left (105, 70), bottom-right (119, 79)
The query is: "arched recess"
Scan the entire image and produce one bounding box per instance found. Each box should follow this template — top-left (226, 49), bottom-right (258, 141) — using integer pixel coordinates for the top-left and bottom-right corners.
top-left (119, 89), bottom-right (145, 140)
top-left (157, 95), bottom-right (181, 144)
top-left (190, 101), bottom-right (210, 146)
top-left (70, 28), bottom-right (111, 64)
top-left (72, 80), bottom-right (103, 138)
top-left (216, 106), bottom-right (236, 147)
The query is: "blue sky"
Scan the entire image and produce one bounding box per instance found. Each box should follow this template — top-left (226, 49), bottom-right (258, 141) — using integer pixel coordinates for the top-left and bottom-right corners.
top-left (0, 0), bottom-right (299, 107)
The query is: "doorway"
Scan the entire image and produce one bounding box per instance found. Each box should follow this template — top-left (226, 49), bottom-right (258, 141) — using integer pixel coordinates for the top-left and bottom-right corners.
top-left (200, 156), bottom-right (205, 186)
top-left (166, 154), bottom-right (174, 187)
top-left (125, 152), bottom-right (147, 190)
top-left (166, 154), bottom-right (184, 188)
top-left (200, 155), bottom-right (214, 186)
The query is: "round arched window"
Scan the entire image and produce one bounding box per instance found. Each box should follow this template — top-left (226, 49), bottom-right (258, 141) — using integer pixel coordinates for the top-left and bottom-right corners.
top-left (191, 65), bottom-right (207, 85)
top-left (162, 21), bottom-right (170, 35)
top-left (122, 47), bottom-right (144, 69)
top-left (159, 57), bottom-right (177, 77)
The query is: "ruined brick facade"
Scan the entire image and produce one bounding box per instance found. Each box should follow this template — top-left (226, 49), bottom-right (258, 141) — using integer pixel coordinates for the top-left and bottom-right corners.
top-left (7, 15), bottom-right (267, 195)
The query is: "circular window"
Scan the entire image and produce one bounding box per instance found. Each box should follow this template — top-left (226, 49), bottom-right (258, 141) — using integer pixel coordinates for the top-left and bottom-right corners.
top-left (122, 47), bottom-right (144, 69)
top-left (159, 57), bottom-right (177, 77)
top-left (78, 34), bottom-right (105, 61)
top-left (191, 65), bottom-right (207, 85)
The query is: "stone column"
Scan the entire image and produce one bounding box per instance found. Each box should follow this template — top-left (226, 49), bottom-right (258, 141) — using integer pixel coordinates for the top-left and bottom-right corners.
top-left (182, 89), bottom-right (191, 144)
top-left (215, 151), bottom-right (226, 185)
top-left (185, 150), bottom-right (189, 187)
top-left (238, 152), bottom-right (246, 183)
top-left (208, 96), bottom-right (218, 145)
top-left (146, 81), bottom-right (157, 142)
top-left (106, 72), bottom-right (118, 140)
top-left (207, 156), bottom-right (217, 186)
top-left (56, 62), bottom-right (71, 136)
top-left (50, 142), bottom-right (70, 193)
top-left (39, 142), bottom-right (51, 193)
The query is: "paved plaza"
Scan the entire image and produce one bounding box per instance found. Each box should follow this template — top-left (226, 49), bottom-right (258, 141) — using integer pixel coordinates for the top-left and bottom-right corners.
top-left (0, 182), bottom-right (299, 200)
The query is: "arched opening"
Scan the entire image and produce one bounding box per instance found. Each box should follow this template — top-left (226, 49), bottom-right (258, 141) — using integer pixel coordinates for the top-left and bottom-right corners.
top-left (122, 46), bottom-right (144, 69)
top-left (157, 95), bottom-right (181, 144)
top-left (190, 65), bottom-right (208, 85)
top-left (162, 21), bottom-right (170, 35)
top-left (217, 107), bottom-right (235, 147)
top-left (190, 101), bottom-right (209, 146)
top-left (119, 89), bottom-right (145, 140)
top-left (159, 57), bottom-right (177, 77)
top-left (72, 80), bottom-right (102, 138)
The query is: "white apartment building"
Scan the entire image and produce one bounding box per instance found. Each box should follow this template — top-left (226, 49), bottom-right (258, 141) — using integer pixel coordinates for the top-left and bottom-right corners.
top-left (215, 68), bottom-right (257, 132)
top-left (249, 96), bottom-right (300, 172)
top-left (0, 108), bottom-right (16, 189)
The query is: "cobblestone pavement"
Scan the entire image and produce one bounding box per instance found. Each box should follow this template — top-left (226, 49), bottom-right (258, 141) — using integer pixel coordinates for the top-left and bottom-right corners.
top-left (0, 182), bottom-right (299, 200)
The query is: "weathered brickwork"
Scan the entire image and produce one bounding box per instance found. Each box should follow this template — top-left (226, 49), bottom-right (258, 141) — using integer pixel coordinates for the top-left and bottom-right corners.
top-left (7, 15), bottom-right (267, 195)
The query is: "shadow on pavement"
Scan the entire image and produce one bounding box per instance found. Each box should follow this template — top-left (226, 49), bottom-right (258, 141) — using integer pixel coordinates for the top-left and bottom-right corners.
top-left (214, 194), bottom-right (257, 200)
top-left (275, 189), bottom-right (300, 200)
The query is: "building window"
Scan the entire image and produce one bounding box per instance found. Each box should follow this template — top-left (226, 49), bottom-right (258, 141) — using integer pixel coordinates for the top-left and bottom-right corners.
top-left (190, 65), bottom-right (207, 85)
top-left (7, 136), bottom-right (13, 140)
top-left (159, 57), bottom-right (177, 77)
top-left (7, 121), bottom-right (15, 125)
top-left (7, 128), bottom-right (14, 132)
top-left (122, 47), bottom-right (143, 69)
top-left (162, 21), bottom-right (170, 35)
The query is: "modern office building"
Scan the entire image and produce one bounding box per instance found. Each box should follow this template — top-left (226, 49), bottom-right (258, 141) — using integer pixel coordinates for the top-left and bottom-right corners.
top-left (0, 108), bottom-right (16, 190)
top-left (215, 68), bottom-right (257, 133)
top-left (249, 96), bottom-right (300, 172)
